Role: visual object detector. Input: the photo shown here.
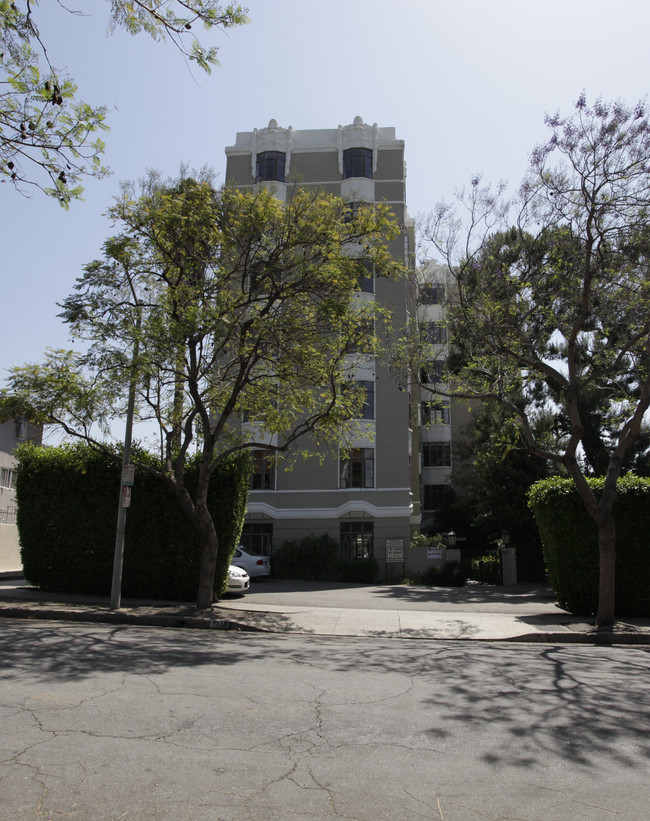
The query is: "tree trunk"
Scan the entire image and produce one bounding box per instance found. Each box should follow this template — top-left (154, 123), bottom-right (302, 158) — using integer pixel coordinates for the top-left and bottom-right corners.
top-left (596, 517), bottom-right (616, 627)
top-left (195, 501), bottom-right (219, 611)
top-left (170, 459), bottom-right (220, 612)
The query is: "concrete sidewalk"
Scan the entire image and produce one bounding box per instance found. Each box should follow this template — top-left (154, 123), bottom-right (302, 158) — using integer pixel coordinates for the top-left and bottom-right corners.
top-left (1, 573), bottom-right (649, 643)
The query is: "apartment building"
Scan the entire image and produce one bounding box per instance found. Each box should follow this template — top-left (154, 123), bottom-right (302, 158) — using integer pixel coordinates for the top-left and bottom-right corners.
top-left (224, 118), bottom-right (417, 570)
top-left (0, 418), bottom-right (41, 570)
top-left (416, 261), bottom-right (457, 532)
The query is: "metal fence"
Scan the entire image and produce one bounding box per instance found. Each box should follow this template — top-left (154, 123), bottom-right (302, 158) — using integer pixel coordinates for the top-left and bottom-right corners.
top-left (0, 508), bottom-right (17, 525)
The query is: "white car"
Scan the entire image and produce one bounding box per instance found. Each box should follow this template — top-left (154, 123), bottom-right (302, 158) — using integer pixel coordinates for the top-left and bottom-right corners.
top-left (232, 546), bottom-right (271, 578)
top-left (226, 565), bottom-right (250, 593)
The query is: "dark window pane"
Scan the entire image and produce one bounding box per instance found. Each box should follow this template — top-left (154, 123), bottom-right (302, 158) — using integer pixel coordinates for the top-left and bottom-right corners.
top-left (249, 449), bottom-right (275, 490)
top-left (256, 151), bottom-right (286, 182)
top-left (343, 148), bottom-right (373, 179)
top-left (419, 284), bottom-right (441, 305)
top-left (422, 484), bottom-right (447, 511)
top-left (241, 523), bottom-right (273, 556)
top-left (422, 442), bottom-right (451, 467)
top-left (340, 521), bottom-right (374, 559)
top-left (340, 448), bottom-right (374, 488)
top-left (421, 399), bottom-right (450, 425)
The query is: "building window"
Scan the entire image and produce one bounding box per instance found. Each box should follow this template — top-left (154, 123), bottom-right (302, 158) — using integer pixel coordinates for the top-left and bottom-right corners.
top-left (345, 319), bottom-right (375, 354)
top-left (342, 380), bottom-right (374, 420)
top-left (249, 450), bottom-right (275, 490)
top-left (340, 521), bottom-right (374, 559)
top-left (256, 151), bottom-right (286, 182)
top-left (422, 484), bottom-right (448, 511)
top-left (422, 321), bottom-right (447, 344)
top-left (420, 359), bottom-right (446, 385)
top-left (419, 283), bottom-right (442, 305)
top-left (340, 448), bottom-right (374, 488)
top-left (355, 258), bottom-right (374, 294)
top-left (421, 399), bottom-right (450, 425)
top-left (423, 442), bottom-right (451, 467)
top-left (343, 147), bottom-right (373, 179)
top-left (240, 523), bottom-right (273, 556)
top-left (14, 419), bottom-right (25, 440)
top-left (0, 467), bottom-right (16, 489)
top-left (359, 380), bottom-right (375, 420)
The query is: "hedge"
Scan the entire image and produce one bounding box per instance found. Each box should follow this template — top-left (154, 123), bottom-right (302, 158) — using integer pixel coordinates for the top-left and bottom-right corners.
top-left (271, 534), bottom-right (379, 583)
top-left (15, 442), bottom-right (250, 602)
top-left (528, 475), bottom-right (650, 616)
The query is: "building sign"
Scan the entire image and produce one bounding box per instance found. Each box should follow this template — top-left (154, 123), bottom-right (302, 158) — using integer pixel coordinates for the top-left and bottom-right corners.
top-left (427, 547), bottom-right (443, 560)
top-left (386, 538), bottom-right (404, 562)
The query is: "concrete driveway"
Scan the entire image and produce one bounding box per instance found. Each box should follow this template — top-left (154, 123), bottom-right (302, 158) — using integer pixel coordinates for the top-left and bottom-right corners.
top-left (228, 578), bottom-right (561, 614)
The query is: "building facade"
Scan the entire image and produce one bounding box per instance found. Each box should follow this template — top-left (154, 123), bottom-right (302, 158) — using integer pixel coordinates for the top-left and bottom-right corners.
top-left (0, 418), bottom-right (41, 571)
top-left (225, 118), bottom-right (418, 573)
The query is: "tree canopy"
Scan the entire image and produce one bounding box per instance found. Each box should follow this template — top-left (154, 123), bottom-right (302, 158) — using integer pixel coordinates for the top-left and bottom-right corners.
top-left (420, 95), bottom-right (650, 625)
top-left (0, 1), bottom-right (247, 205)
top-left (2, 171), bottom-right (404, 607)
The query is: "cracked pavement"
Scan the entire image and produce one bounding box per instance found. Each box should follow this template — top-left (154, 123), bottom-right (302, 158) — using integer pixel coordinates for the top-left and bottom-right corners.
top-left (1, 621), bottom-right (649, 820)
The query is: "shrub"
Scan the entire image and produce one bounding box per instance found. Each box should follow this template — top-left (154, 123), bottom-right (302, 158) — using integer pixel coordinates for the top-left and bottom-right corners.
top-left (271, 534), bottom-right (339, 580)
top-left (528, 475), bottom-right (650, 616)
top-left (422, 562), bottom-right (466, 587)
top-left (335, 557), bottom-right (378, 584)
top-left (15, 442), bottom-right (250, 601)
top-left (468, 552), bottom-right (502, 585)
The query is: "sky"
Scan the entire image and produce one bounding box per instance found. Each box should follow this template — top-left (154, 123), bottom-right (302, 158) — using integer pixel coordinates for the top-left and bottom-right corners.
top-left (2, 0), bottom-right (650, 385)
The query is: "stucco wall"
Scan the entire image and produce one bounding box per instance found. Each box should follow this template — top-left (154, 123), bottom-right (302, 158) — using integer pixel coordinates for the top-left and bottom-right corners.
top-left (0, 525), bottom-right (21, 572)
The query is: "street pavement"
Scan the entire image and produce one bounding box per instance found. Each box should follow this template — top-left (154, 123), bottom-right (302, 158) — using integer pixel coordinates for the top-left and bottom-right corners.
top-left (2, 621), bottom-right (650, 820)
top-left (1, 573), bottom-right (649, 643)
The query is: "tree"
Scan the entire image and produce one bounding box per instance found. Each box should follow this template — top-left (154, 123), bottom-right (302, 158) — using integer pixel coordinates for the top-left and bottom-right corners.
top-left (452, 402), bottom-right (554, 581)
top-left (0, 1), bottom-right (247, 205)
top-left (420, 95), bottom-right (650, 626)
top-left (1, 171), bottom-right (404, 609)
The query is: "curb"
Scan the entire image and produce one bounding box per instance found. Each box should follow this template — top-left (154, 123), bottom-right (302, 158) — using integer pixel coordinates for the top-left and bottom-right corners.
top-left (1, 604), bottom-right (649, 644)
top-left (0, 605), bottom-right (261, 632)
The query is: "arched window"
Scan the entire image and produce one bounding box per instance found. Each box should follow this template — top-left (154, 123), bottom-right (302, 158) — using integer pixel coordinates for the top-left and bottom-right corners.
top-left (256, 151), bottom-right (286, 182)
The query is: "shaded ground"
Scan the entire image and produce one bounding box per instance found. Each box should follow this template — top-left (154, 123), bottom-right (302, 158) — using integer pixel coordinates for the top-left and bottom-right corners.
top-left (1, 622), bottom-right (649, 820)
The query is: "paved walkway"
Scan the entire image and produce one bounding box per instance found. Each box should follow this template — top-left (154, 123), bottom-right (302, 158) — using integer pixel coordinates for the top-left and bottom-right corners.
top-left (1, 573), bottom-right (649, 643)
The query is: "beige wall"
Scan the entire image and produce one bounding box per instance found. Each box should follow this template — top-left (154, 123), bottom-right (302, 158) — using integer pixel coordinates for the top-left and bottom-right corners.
top-left (0, 526), bottom-right (21, 572)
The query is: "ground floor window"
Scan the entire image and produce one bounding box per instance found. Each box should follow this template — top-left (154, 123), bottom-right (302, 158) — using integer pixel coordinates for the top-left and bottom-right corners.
top-left (340, 521), bottom-right (374, 559)
top-left (0, 467), bottom-right (15, 489)
top-left (240, 523), bottom-right (273, 556)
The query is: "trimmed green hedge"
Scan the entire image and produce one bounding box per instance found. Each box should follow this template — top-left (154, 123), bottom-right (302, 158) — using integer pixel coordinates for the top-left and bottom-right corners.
top-left (271, 534), bottom-right (379, 583)
top-left (16, 442), bottom-right (250, 602)
top-left (528, 475), bottom-right (650, 616)
top-left (271, 533), bottom-right (339, 580)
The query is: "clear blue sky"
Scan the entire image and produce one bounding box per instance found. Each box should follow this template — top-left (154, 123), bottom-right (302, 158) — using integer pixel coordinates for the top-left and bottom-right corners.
top-left (2, 0), bottom-right (649, 382)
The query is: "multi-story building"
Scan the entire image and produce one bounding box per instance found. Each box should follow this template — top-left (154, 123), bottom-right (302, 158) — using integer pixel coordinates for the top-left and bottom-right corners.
top-left (416, 261), bottom-right (454, 532)
top-left (0, 418), bottom-right (41, 571)
top-left (225, 118), bottom-right (417, 571)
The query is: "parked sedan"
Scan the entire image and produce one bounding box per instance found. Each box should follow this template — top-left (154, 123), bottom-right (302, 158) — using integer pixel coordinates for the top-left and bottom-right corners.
top-left (232, 546), bottom-right (271, 578)
top-left (226, 565), bottom-right (250, 593)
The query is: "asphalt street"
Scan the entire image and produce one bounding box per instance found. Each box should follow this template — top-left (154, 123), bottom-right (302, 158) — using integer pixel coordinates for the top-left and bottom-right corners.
top-left (2, 620), bottom-right (649, 820)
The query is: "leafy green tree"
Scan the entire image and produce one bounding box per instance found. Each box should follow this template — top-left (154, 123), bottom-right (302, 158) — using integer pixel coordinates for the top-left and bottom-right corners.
top-left (0, 1), bottom-right (247, 205)
top-left (421, 95), bottom-right (650, 626)
top-left (1, 171), bottom-right (404, 609)
top-left (452, 403), bottom-right (554, 581)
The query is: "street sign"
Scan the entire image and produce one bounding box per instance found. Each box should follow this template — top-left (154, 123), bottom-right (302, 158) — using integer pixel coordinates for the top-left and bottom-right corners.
top-left (121, 464), bottom-right (135, 486)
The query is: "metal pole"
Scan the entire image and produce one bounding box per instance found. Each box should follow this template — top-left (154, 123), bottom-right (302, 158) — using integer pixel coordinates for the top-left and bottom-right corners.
top-left (110, 318), bottom-right (140, 610)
